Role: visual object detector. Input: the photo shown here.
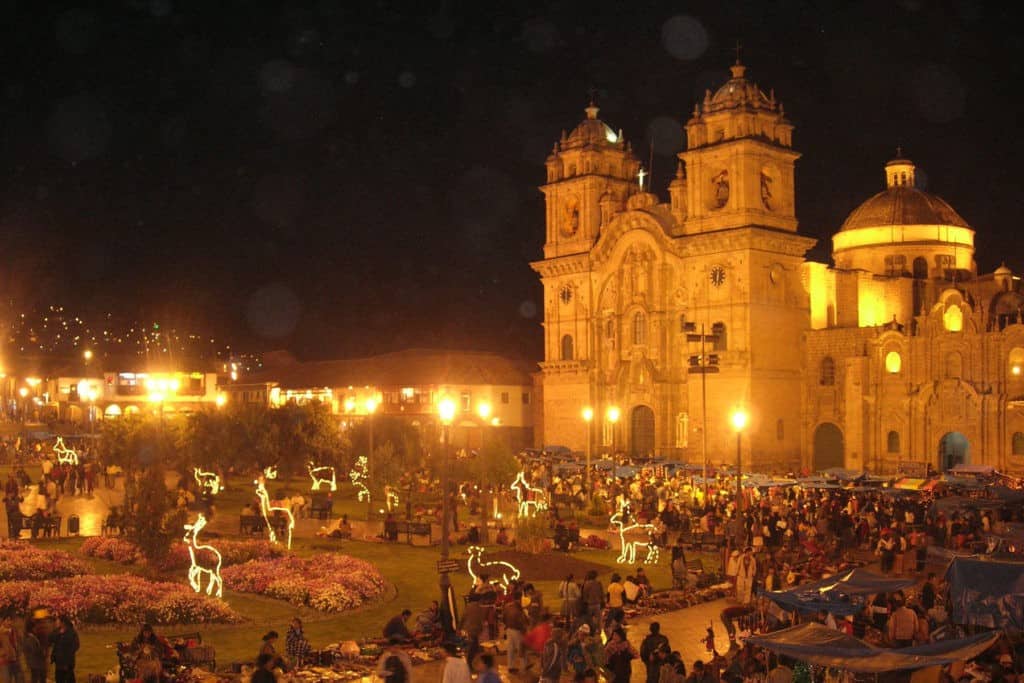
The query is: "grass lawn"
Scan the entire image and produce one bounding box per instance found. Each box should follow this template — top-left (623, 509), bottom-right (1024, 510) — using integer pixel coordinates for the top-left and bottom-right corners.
top-left (4, 467), bottom-right (723, 676)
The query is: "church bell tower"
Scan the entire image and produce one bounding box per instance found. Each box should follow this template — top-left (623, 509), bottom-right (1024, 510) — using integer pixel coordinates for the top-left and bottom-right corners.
top-left (541, 103), bottom-right (640, 259)
top-left (679, 61), bottom-right (798, 234)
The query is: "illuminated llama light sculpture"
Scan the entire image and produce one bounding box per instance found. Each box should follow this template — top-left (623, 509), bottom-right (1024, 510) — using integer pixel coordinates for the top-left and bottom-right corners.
top-left (53, 437), bottom-right (79, 466)
top-left (349, 456), bottom-right (370, 503)
top-left (307, 461), bottom-right (337, 492)
top-left (510, 471), bottom-right (547, 517)
top-left (610, 502), bottom-right (660, 564)
top-left (254, 466), bottom-right (294, 550)
top-left (467, 545), bottom-right (520, 593)
top-left (193, 467), bottom-right (223, 495)
top-left (384, 484), bottom-right (400, 512)
top-left (183, 513), bottom-right (223, 598)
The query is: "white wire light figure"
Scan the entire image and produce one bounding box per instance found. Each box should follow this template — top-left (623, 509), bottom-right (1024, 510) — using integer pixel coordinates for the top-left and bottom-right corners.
top-left (349, 456), bottom-right (370, 503)
top-left (254, 466), bottom-right (294, 550)
top-left (384, 484), bottom-right (400, 512)
top-left (510, 471), bottom-right (547, 517)
top-left (53, 437), bottom-right (79, 466)
top-left (183, 513), bottom-right (223, 598)
top-left (466, 545), bottom-right (520, 593)
top-left (307, 461), bottom-right (338, 492)
top-left (193, 467), bottom-right (223, 495)
top-left (610, 501), bottom-right (660, 565)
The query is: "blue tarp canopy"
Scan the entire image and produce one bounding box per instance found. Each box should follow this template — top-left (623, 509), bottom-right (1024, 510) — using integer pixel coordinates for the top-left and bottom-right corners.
top-left (760, 568), bottom-right (916, 616)
top-left (614, 466), bottom-right (637, 478)
top-left (945, 557), bottom-right (1024, 631)
top-left (797, 478), bottom-right (841, 489)
top-left (818, 468), bottom-right (866, 481)
top-left (931, 496), bottom-right (1004, 513)
top-left (950, 464), bottom-right (996, 476)
top-left (592, 460), bottom-right (615, 470)
top-left (745, 622), bottom-right (998, 673)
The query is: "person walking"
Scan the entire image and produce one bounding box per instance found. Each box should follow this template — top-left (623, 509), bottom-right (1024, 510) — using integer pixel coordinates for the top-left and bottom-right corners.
top-left (604, 627), bottom-right (638, 683)
top-left (581, 571), bottom-right (604, 633)
top-left (440, 643), bottom-right (471, 683)
top-left (502, 593), bottom-right (528, 673)
top-left (538, 628), bottom-right (566, 683)
top-left (49, 617), bottom-right (78, 683)
top-left (558, 574), bottom-right (581, 622)
top-left (640, 623), bottom-right (670, 683)
top-left (23, 620), bottom-right (46, 683)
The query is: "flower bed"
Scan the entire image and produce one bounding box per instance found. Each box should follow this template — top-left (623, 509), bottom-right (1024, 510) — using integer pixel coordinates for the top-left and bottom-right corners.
top-left (81, 537), bottom-right (282, 571)
top-left (0, 542), bottom-right (88, 581)
top-left (0, 574), bottom-right (240, 625)
top-left (80, 537), bottom-right (143, 564)
top-left (222, 555), bottom-right (386, 612)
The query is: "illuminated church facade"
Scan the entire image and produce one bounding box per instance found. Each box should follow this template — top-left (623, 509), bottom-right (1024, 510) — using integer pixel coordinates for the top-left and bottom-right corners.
top-left (532, 61), bottom-right (1024, 475)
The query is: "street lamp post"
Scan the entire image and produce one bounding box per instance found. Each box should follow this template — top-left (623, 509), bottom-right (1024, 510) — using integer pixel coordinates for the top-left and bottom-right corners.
top-left (581, 407), bottom-right (594, 488)
top-left (606, 406), bottom-right (620, 455)
top-left (730, 409), bottom-right (749, 527)
top-left (438, 397), bottom-right (457, 634)
top-left (18, 387), bottom-right (28, 424)
top-left (475, 401), bottom-right (492, 543)
top-left (685, 323), bottom-right (720, 496)
top-left (365, 397), bottom-right (379, 521)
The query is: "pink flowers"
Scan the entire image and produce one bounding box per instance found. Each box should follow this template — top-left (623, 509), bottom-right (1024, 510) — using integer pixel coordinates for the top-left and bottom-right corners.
top-left (222, 555), bottom-right (386, 612)
top-left (80, 537), bottom-right (143, 564)
top-left (0, 574), bottom-right (240, 625)
top-left (80, 537), bottom-right (283, 571)
top-left (0, 541), bottom-right (89, 581)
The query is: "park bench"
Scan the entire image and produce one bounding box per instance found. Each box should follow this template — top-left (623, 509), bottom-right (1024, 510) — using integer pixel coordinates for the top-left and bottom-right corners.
top-left (309, 494), bottom-right (333, 520)
top-left (21, 515), bottom-right (62, 539)
top-left (395, 520), bottom-right (432, 545)
top-left (239, 515), bottom-right (265, 535)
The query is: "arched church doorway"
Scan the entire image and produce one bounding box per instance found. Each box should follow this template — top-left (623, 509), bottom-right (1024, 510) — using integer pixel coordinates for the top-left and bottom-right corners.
top-left (938, 432), bottom-right (970, 470)
top-left (630, 405), bottom-right (655, 458)
top-left (812, 423), bottom-right (844, 471)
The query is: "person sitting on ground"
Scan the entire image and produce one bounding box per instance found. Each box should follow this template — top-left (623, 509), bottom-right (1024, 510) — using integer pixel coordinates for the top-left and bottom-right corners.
top-left (384, 609), bottom-right (413, 643)
top-left (414, 601), bottom-right (442, 640)
top-left (495, 527), bottom-right (511, 545)
top-left (259, 630), bottom-right (288, 672)
top-left (131, 623), bottom-right (177, 662)
top-left (317, 513), bottom-right (353, 539)
top-left (623, 576), bottom-right (642, 605)
top-left (457, 524), bottom-right (481, 545)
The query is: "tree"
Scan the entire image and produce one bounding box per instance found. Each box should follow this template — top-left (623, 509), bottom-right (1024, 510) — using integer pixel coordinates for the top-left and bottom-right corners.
top-left (349, 415), bottom-right (423, 492)
top-left (273, 401), bottom-right (348, 478)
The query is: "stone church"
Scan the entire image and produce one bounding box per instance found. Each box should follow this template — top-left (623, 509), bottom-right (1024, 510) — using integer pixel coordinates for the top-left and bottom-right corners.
top-left (532, 60), bottom-right (1024, 475)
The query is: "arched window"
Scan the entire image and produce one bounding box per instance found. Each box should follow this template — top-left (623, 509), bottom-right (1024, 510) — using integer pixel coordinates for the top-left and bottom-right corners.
top-left (945, 351), bottom-right (962, 379)
top-left (632, 312), bottom-right (647, 345)
top-left (776, 419), bottom-right (784, 441)
top-left (711, 322), bottom-right (727, 351)
top-left (944, 305), bottom-right (963, 332)
top-left (913, 257), bottom-right (928, 279)
top-left (1009, 347), bottom-right (1024, 378)
top-left (1014, 432), bottom-right (1024, 456)
top-left (560, 334), bottom-right (574, 361)
top-left (887, 431), bottom-right (900, 454)
top-left (606, 319), bottom-right (615, 338)
top-left (820, 356), bottom-right (836, 386)
top-left (885, 351), bottom-right (902, 374)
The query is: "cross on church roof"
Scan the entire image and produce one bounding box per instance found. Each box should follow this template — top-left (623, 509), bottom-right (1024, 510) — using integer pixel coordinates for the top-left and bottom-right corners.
top-left (734, 40), bottom-right (743, 64)
top-left (587, 86), bottom-right (598, 107)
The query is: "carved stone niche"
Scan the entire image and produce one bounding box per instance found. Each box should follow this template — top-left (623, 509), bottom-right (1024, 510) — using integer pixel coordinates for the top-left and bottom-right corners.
top-left (626, 192), bottom-right (659, 211)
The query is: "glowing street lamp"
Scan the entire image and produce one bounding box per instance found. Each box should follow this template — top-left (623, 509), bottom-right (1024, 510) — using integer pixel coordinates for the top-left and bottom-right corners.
top-left (606, 405), bottom-right (620, 452)
top-left (83, 349), bottom-right (93, 363)
top-left (582, 407), bottom-right (594, 487)
top-left (476, 401), bottom-right (492, 420)
top-left (438, 395), bottom-right (457, 633)
top-left (730, 408), bottom-right (749, 519)
top-left (215, 393), bottom-right (227, 408)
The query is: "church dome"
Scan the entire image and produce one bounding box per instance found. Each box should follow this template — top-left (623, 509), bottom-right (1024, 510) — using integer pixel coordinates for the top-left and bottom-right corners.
top-left (564, 104), bottom-right (619, 147)
top-left (705, 62), bottom-right (773, 113)
top-left (839, 157), bottom-right (969, 231)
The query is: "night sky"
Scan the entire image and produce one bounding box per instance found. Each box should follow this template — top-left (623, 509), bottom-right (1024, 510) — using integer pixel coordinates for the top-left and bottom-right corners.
top-left (1, 1), bottom-right (1020, 362)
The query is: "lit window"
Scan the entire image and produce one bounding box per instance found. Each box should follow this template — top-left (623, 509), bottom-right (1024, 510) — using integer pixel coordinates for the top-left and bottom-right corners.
top-left (943, 305), bottom-right (963, 332)
top-left (632, 312), bottom-right (647, 345)
top-left (887, 431), bottom-right (900, 454)
top-left (820, 357), bottom-right (836, 386)
top-left (885, 351), bottom-right (902, 374)
top-left (712, 322), bottom-right (727, 351)
top-left (561, 334), bottom-right (574, 361)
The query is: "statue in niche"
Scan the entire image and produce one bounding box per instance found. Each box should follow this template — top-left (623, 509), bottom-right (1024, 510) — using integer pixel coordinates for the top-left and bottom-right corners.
top-left (760, 172), bottom-right (773, 210)
top-left (711, 170), bottom-right (730, 209)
